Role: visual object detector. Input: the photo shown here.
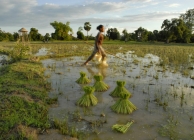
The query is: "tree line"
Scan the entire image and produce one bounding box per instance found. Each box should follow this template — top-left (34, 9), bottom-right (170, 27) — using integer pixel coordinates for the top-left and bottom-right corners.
top-left (0, 8), bottom-right (193, 43)
top-left (107, 8), bottom-right (194, 43)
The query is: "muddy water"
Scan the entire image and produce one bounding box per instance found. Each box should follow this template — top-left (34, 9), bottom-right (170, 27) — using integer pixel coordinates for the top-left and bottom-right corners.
top-left (35, 47), bottom-right (50, 56)
top-left (41, 53), bottom-right (194, 140)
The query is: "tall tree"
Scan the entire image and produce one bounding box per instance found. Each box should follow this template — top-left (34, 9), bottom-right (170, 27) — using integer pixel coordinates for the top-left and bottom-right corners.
top-left (161, 18), bottom-right (191, 43)
top-left (122, 29), bottom-right (128, 41)
top-left (148, 31), bottom-right (155, 41)
top-left (0, 29), bottom-right (14, 41)
top-left (44, 33), bottom-right (50, 41)
top-left (77, 27), bottom-right (85, 40)
top-left (180, 8), bottom-right (194, 33)
top-left (161, 19), bottom-right (172, 43)
top-left (13, 32), bottom-right (19, 41)
top-left (84, 22), bottom-right (91, 40)
top-left (29, 28), bottom-right (39, 41)
top-left (106, 28), bottom-right (120, 40)
top-left (50, 21), bottom-right (73, 40)
top-left (134, 27), bottom-right (149, 41)
top-left (153, 30), bottom-right (159, 41)
top-left (190, 33), bottom-right (194, 43)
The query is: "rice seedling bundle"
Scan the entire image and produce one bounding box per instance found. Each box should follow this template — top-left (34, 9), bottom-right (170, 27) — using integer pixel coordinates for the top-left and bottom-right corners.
top-left (76, 86), bottom-right (98, 107)
top-left (112, 120), bottom-right (134, 133)
top-left (111, 93), bottom-right (137, 114)
top-left (93, 75), bottom-right (109, 92)
top-left (76, 71), bottom-right (90, 84)
top-left (110, 81), bottom-right (131, 98)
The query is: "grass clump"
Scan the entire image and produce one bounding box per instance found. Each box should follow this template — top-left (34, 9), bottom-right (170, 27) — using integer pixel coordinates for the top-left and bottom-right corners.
top-left (9, 43), bottom-right (31, 63)
top-left (53, 118), bottom-right (86, 139)
top-left (76, 71), bottom-right (90, 84)
top-left (111, 93), bottom-right (137, 114)
top-left (93, 75), bottom-right (109, 92)
top-left (110, 81), bottom-right (132, 98)
top-left (77, 86), bottom-right (98, 107)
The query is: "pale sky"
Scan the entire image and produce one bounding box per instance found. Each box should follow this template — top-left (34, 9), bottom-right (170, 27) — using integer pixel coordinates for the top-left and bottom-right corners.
top-left (0, 0), bottom-right (193, 36)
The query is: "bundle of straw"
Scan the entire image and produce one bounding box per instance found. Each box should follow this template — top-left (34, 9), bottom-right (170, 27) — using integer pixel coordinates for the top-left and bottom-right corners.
top-left (76, 86), bottom-right (98, 107)
top-left (76, 71), bottom-right (90, 84)
top-left (111, 93), bottom-right (137, 114)
top-left (93, 75), bottom-right (109, 92)
top-left (112, 120), bottom-right (134, 133)
top-left (110, 81), bottom-right (131, 98)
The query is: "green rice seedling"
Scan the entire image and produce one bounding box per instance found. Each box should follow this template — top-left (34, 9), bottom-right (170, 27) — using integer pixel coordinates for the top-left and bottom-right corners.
top-left (93, 75), bottom-right (109, 92)
top-left (112, 120), bottom-right (134, 133)
top-left (77, 86), bottom-right (98, 107)
top-left (76, 72), bottom-right (90, 84)
top-left (70, 126), bottom-right (79, 138)
top-left (110, 81), bottom-right (132, 98)
top-left (111, 93), bottom-right (137, 114)
top-left (53, 118), bottom-right (69, 135)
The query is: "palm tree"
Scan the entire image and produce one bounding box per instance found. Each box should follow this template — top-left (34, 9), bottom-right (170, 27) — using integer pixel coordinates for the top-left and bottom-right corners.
top-left (84, 22), bottom-right (91, 40)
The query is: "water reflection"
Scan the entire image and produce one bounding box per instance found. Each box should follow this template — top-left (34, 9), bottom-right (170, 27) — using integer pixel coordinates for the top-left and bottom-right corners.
top-left (86, 65), bottom-right (108, 79)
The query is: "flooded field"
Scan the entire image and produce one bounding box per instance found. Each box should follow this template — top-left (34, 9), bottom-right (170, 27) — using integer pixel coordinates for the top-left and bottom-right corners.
top-left (39, 48), bottom-right (194, 140)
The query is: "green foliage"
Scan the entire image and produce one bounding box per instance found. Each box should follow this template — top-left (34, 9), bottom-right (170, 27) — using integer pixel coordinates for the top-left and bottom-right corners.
top-left (0, 96), bottom-right (49, 130)
top-left (44, 33), bottom-right (50, 41)
top-left (110, 81), bottom-right (132, 98)
top-left (158, 115), bottom-right (180, 139)
top-left (77, 31), bottom-right (85, 40)
top-left (134, 27), bottom-right (149, 42)
top-left (120, 29), bottom-right (133, 41)
top-left (0, 61), bottom-right (55, 139)
top-left (107, 28), bottom-right (120, 40)
top-left (180, 8), bottom-right (194, 32)
top-left (13, 32), bottom-right (19, 41)
top-left (191, 33), bottom-right (194, 42)
top-left (9, 43), bottom-right (31, 62)
top-left (161, 18), bottom-right (191, 43)
top-left (93, 75), bottom-right (109, 92)
top-left (0, 28), bottom-right (14, 41)
top-left (53, 118), bottom-right (86, 139)
top-left (50, 21), bottom-right (73, 40)
top-left (29, 28), bottom-right (43, 41)
top-left (76, 72), bottom-right (90, 84)
top-left (84, 22), bottom-right (91, 39)
top-left (53, 118), bottom-right (69, 135)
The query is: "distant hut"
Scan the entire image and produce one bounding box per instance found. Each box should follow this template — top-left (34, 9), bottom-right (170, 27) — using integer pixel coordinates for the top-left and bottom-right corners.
top-left (18, 28), bottom-right (29, 42)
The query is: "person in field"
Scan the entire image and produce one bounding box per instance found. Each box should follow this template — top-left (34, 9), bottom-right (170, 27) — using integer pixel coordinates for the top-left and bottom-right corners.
top-left (82, 25), bottom-right (106, 66)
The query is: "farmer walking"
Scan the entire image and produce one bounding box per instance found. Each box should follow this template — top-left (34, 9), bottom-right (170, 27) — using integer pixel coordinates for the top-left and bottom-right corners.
top-left (82, 25), bottom-right (106, 66)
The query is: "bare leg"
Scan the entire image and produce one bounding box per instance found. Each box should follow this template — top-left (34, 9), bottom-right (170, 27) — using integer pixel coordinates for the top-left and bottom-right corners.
top-left (99, 47), bottom-right (107, 62)
top-left (82, 48), bottom-right (98, 66)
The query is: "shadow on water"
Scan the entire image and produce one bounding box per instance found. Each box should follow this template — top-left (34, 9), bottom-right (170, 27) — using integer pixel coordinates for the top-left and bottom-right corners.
top-left (39, 51), bottom-right (194, 140)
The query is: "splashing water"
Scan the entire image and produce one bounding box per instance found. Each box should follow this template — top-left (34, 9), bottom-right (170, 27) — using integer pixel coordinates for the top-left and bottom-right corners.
top-left (102, 59), bottom-right (108, 67)
top-left (95, 53), bottom-right (102, 62)
top-left (95, 53), bottom-right (108, 67)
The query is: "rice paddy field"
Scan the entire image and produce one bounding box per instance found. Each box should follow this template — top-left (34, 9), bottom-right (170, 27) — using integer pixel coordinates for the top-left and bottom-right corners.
top-left (1, 41), bottom-right (194, 140)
